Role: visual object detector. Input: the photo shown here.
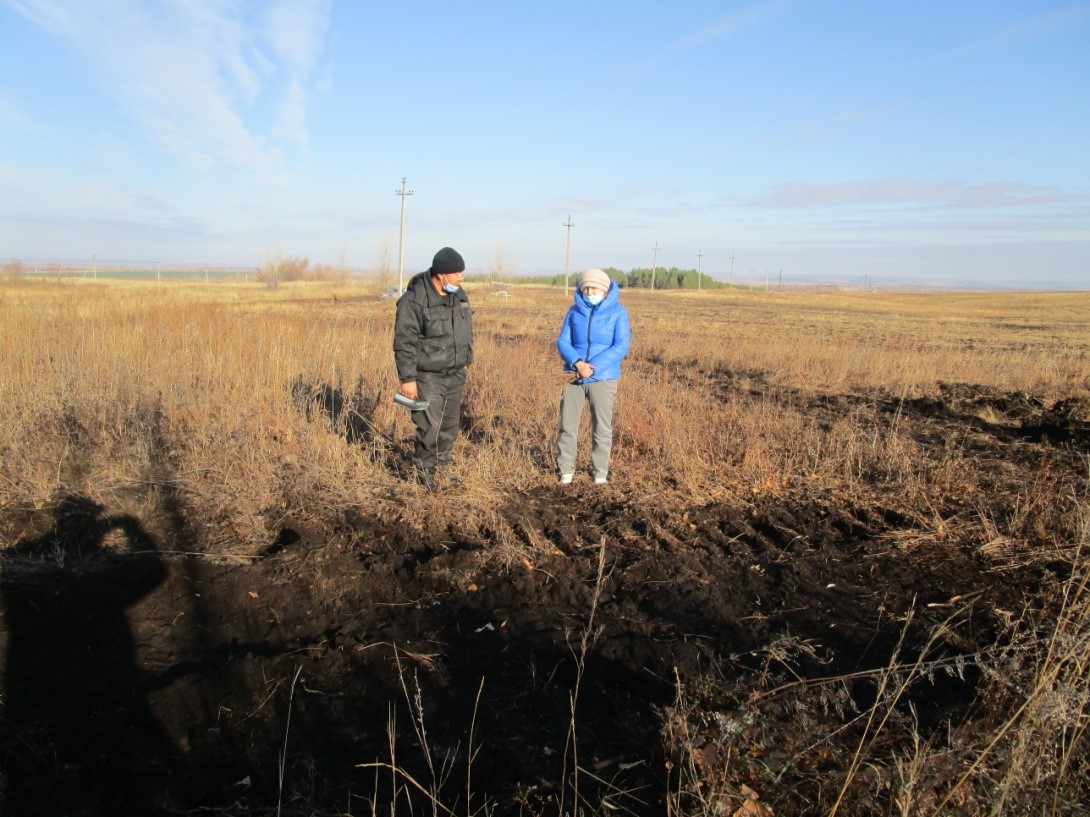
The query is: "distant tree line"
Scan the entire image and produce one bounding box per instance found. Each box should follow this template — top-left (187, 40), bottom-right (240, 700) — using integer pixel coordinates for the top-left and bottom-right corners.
top-left (525, 266), bottom-right (730, 290)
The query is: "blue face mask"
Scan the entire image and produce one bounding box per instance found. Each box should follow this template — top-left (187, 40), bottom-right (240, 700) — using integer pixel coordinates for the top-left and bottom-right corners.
top-left (585, 293), bottom-right (604, 306)
top-left (443, 283), bottom-right (460, 294)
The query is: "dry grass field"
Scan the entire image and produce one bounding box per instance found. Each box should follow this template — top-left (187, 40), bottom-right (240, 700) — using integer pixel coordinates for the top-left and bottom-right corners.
top-left (1, 277), bottom-right (1088, 816)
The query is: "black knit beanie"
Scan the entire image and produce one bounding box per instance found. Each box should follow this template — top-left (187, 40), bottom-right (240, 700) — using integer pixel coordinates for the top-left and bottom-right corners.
top-left (431, 247), bottom-right (465, 275)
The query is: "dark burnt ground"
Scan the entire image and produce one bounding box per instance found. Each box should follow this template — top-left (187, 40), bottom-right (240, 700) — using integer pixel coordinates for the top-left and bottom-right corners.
top-left (1, 384), bottom-right (1088, 816)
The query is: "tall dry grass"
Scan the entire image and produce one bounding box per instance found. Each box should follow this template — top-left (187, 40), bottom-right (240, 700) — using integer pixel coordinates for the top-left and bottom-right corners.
top-left (2, 278), bottom-right (1087, 557)
top-left (3, 281), bottom-right (1086, 507)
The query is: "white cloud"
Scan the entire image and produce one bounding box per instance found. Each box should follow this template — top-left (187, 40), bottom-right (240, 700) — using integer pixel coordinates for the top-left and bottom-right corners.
top-left (925, 2), bottom-right (1090, 65)
top-left (751, 178), bottom-right (952, 208)
top-left (5, 0), bottom-right (73, 33)
top-left (964, 2), bottom-right (1090, 55)
top-left (264, 0), bottom-right (330, 74)
top-left (6, 0), bottom-right (332, 162)
top-left (263, 0), bottom-right (331, 148)
top-left (750, 178), bottom-right (1087, 210)
top-left (953, 182), bottom-right (1083, 209)
top-left (617, 0), bottom-right (793, 76)
top-left (274, 77), bottom-right (309, 148)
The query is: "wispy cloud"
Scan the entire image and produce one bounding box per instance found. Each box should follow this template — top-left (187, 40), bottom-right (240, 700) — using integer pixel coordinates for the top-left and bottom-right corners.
top-left (264, 0), bottom-right (332, 147)
top-left (6, 0), bottom-right (331, 164)
top-left (937, 2), bottom-right (1090, 61)
top-left (750, 178), bottom-right (1084, 209)
top-left (617, 0), bottom-right (793, 76)
top-left (975, 3), bottom-right (1090, 50)
top-left (264, 0), bottom-right (329, 73)
top-left (752, 178), bottom-right (949, 208)
top-left (5, 0), bottom-right (75, 33)
top-left (953, 182), bottom-right (1085, 209)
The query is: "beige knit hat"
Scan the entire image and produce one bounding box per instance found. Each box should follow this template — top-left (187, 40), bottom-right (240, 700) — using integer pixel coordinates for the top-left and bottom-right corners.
top-left (578, 268), bottom-right (611, 292)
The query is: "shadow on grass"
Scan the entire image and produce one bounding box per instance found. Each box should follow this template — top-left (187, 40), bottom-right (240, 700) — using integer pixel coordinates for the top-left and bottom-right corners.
top-left (1, 493), bottom-right (179, 814)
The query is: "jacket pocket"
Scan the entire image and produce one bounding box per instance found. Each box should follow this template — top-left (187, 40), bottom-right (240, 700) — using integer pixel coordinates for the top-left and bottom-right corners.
top-left (423, 311), bottom-right (452, 338)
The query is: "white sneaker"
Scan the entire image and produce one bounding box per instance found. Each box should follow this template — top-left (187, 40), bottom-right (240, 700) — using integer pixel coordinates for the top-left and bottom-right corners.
top-left (559, 474), bottom-right (573, 485)
top-left (594, 477), bottom-right (608, 485)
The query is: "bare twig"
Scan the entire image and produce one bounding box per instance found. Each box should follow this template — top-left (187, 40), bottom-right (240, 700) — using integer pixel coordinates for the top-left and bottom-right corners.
top-left (277, 664), bottom-right (304, 817)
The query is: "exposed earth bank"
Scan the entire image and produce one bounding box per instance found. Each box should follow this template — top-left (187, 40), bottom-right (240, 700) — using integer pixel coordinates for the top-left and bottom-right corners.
top-left (2, 383), bottom-right (1088, 816)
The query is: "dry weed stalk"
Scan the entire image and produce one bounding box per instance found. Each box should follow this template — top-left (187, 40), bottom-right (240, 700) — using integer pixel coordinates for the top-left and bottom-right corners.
top-left (560, 537), bottom-right (609, 817)
top-left (934, 522), bottom-right (1090, 817)
top-left (827, 604), bottom-right (969, 817)
top-left (358, 651), bottom-right (464, 817)
top-left (278, 664), bottom-right (305, 817)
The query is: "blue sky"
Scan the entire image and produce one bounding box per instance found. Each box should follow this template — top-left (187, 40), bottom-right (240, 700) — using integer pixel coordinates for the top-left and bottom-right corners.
top-left (1, 1), bottom-right (1088, 288)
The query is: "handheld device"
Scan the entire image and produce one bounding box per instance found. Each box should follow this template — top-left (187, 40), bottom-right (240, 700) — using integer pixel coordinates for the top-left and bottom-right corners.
top-left (394, 392), bottom-right (430, 411)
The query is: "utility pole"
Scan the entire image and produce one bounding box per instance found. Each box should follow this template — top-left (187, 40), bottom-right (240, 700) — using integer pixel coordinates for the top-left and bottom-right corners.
top-left (396, 177), bottom-right (413, 294)
top-left (730, 254), bottom-right (735, 287)
top-left (696, 249), bottom-right (703, 291)
top-left (91, 253), bottom-right (97, 279)
top-left (562, 214), bottom-right (574, 296)
top-left (650, 242), bottom-right (660, 291)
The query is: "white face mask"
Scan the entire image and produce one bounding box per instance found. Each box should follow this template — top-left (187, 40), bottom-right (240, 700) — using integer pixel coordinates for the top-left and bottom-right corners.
top-left (585, 293), bottom-right (604, 306)
top-left (443, 283), bottom-right (460, 293)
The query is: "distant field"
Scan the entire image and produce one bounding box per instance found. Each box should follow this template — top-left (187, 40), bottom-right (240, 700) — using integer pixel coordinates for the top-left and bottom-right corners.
top-left (16, 265), bottom-right (256, 281)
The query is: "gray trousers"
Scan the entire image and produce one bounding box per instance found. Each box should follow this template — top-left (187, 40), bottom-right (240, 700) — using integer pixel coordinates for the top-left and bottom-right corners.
top-left (555, 379), bottom-right (618, 479)
top-left (412, 369), bottom-right (466, 472)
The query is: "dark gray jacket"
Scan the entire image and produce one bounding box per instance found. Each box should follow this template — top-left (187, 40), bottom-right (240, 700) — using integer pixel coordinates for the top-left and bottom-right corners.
top-left (393, 271), bottom-right (474, 382)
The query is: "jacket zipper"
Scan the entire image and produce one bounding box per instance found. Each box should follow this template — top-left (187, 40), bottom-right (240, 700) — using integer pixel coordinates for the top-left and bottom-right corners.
top-left (582, 305), bottom-right (598, 374)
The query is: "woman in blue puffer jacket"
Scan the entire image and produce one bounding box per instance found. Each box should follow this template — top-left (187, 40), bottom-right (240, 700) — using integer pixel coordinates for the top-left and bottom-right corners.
top-left (555, 268), bottom-right (631, 485)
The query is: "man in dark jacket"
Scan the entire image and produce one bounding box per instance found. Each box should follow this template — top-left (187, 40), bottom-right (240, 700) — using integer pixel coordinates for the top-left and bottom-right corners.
top-left (393, 247), bottom-right (473, 489)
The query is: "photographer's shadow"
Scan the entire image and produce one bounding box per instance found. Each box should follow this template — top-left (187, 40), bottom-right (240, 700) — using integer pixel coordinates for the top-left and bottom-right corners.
top-left (1, 494), bottom-right (181, 815)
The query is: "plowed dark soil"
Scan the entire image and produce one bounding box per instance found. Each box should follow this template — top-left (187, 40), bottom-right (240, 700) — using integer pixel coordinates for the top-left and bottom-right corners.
top-left (2, 383), bottom-right (1088, 816)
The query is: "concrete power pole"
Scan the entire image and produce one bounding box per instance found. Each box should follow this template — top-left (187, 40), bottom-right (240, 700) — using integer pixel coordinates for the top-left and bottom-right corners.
top-left (650, 242), bottom-right (660, 290)
top-left (730, 254), bottom-right (736, 287)
top-left (696, 249), bottom-right (703, 291)
top-left (562, 214), bottom-right (574, 296)
top-left (396, 177), bottom-right (413, 293)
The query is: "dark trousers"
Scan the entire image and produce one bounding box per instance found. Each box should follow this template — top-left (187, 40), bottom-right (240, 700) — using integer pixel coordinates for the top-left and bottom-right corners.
top-left (412, 368), bottom-right (466, 472)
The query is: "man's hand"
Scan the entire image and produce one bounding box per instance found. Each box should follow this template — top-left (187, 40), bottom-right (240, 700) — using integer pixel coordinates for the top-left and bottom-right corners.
top-left (399, 381), bottom-right (419, 400)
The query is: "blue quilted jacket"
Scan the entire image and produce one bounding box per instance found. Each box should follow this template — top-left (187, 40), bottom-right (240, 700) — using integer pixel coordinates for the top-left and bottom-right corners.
top-left (556, 281), bottom-right (631, 382)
